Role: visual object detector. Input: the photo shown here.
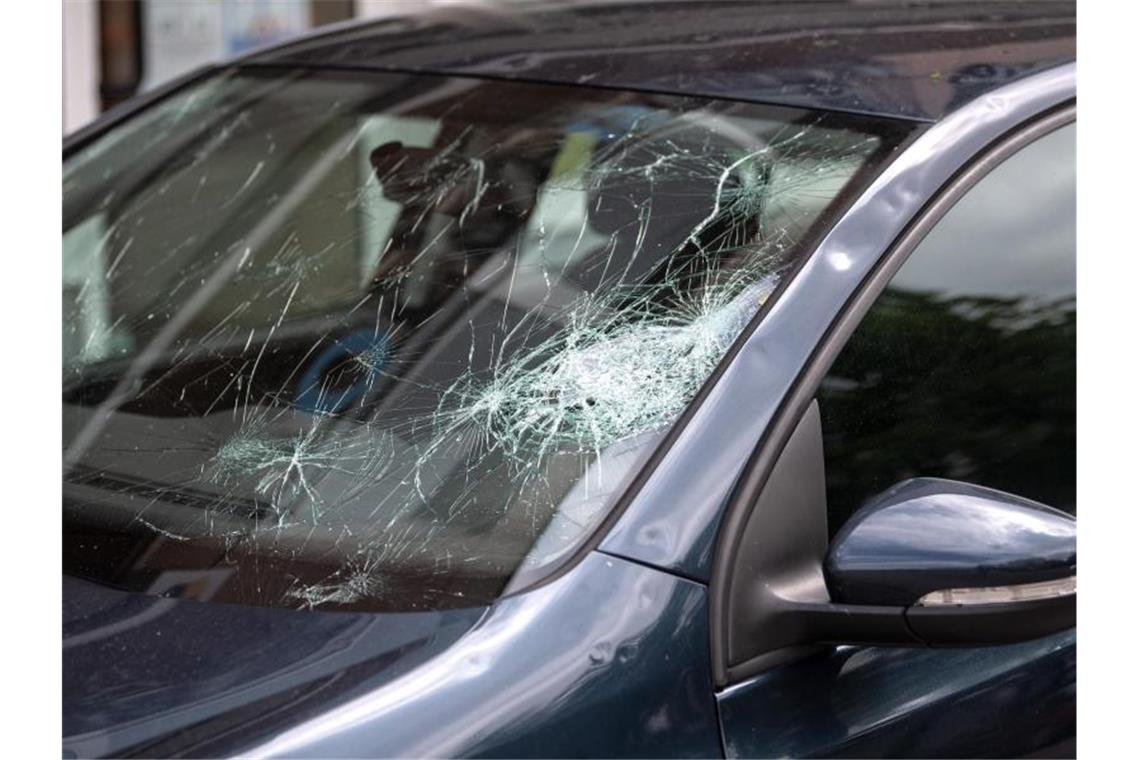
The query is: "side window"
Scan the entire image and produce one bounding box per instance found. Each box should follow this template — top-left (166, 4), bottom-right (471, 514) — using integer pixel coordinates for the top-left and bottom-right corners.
top-left (819, 122), bottom-right (1076, 536)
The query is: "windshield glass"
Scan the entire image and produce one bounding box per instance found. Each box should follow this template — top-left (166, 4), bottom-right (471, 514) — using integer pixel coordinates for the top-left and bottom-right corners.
top-left (63, 68), bottom-right (911, 612)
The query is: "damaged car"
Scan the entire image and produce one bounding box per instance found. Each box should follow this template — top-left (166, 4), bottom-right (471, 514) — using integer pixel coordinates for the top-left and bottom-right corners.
top-left (63, 1), bottom-right (1076, 757)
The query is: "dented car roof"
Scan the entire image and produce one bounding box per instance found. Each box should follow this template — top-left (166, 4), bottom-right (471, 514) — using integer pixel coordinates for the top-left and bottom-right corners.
top-left (244, 0), bottom-right (1076, 122)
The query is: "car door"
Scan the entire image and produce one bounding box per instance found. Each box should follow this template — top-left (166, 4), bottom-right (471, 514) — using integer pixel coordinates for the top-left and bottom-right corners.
top-left (714, 113), bottom-right (1075, 758)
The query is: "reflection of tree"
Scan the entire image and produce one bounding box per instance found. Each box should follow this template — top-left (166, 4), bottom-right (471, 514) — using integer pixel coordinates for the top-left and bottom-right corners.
top-left (819, 288), bottom-right (1075, 535)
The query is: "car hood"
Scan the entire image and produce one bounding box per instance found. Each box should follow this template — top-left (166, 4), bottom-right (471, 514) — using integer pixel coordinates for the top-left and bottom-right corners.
top-left (62, 575), bottom-right (485, 758)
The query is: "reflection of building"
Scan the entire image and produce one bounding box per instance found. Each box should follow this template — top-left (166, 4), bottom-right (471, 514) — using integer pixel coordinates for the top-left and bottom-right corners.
top-left (62, 1), bottom-right (427, 133)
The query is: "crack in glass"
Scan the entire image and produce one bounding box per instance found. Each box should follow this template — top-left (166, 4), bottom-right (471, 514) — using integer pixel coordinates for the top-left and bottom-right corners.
top-left (62, 70), bottom-right (900, 611)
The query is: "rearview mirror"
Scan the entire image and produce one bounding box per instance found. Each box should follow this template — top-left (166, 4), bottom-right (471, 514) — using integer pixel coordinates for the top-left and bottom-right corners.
top-left (824, 478), bottom-right (1075, 644)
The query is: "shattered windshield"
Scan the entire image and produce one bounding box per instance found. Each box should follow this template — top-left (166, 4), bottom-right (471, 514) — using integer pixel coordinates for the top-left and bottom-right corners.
top-left (63, 68), bottom-right (910, 612)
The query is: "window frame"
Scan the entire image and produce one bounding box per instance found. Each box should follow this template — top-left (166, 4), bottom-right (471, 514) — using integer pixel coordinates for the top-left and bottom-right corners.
top-left (709, 102), bottom-right (1077, 687)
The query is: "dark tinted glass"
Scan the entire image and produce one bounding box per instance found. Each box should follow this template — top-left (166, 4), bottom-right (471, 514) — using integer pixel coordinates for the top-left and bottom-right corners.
top-left (819, 122), bottom-right (1075, 535)
top-left (64, 68), bottom-right (910, 611)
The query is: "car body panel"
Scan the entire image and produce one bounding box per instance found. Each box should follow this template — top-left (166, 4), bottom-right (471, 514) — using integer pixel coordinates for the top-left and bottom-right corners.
top-left (65, 552), bottom-right (718, 758)
top-left (718, 630), bottom-right (1075, 758)
top-left (244, 551), bottom-right (720, 758)
top-left (825, 478), bottom-right (1077, 606)
top-left (246, 0), bottom-right (1074, 122)
top-left (62, 576), bottom-right (485, 757)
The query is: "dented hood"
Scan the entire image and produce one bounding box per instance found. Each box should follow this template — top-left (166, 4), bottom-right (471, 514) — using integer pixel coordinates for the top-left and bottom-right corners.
top-left (62, 576), bottom-right (484, 758)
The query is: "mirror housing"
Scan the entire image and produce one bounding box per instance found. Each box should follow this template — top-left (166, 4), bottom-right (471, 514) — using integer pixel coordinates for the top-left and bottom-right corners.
top-left (825, 478), bottom-right (1075, 644)
top-left (827, 478), bottom-right (1075, 606)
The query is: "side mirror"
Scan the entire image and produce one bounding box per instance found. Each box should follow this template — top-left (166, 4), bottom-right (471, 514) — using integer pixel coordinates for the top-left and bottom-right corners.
top-left (825, 478), bottom-right (1075, 645)
top-left (723, 404), bottom-right (1076, 677)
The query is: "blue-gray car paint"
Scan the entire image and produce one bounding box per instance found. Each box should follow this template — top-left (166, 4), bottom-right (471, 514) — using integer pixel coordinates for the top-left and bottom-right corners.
top-left (64, 553), bottom-right (719, 758)
top-left (241, 1), bottom-right (1073, 124)
top-left (244, 551), bottom-right (721, 758)
top-left (717, 630), bottom-right (1076, 758)
top-left (62, 576), bottom-right (486, 758)
top-left (825, 478), bottom-right (1077, 606)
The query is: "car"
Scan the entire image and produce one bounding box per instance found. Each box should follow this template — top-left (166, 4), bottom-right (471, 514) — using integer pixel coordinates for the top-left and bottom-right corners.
top-left (62, 1), bottom-right (1076, 757)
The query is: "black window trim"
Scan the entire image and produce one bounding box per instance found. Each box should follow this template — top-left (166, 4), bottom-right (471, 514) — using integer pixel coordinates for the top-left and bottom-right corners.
top-left (708, 101), bottom-right (1077, 688)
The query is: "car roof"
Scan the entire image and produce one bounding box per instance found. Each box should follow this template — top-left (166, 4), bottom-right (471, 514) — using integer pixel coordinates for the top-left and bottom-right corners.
top-left (244, 0), bottom-right (1075, 122)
